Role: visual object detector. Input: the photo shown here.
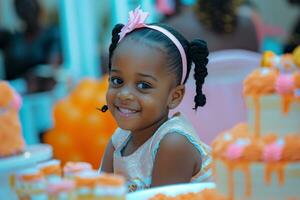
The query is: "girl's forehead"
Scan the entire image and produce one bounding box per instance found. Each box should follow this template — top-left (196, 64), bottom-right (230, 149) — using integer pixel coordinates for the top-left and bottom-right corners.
top-left (112, 39), bottom-right (169, 75)
top-left (115, 37), bottom-right (166, 58)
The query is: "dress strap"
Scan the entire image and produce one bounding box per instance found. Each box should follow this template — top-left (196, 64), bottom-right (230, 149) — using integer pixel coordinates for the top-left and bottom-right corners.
top-left (111, 128), bottom-right (130, 150)
top-left (150, 114), bottom-right (211, 162)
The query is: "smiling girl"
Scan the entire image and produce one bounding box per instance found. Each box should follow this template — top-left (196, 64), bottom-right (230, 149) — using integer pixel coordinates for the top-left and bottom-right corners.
top-left (100, 7), bottom-right (211, 192)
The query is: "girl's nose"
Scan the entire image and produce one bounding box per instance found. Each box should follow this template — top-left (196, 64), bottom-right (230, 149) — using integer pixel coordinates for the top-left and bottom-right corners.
top-left (117, 86), bottom-right (134, 101)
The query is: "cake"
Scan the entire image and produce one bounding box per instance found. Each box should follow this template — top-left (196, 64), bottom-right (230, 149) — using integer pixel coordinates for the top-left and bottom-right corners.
top-left (0, 81), bottom-right (25, 157)
top-left (149, 46), bottom-right (300, 200)
top-left (211, 47), bottom-right (300, 200)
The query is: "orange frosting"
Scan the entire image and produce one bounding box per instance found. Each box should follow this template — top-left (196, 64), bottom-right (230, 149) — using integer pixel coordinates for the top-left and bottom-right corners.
top-left (97, 173), bottom-right (125, 187)
top-left (262, 134), bottom-right (278, 144)
top-left (75, 175), bottom-right (100, 188)
top-left (243, 69), bottom-right (278, 96)
top-left (265, 163), bottom-right (286, 185)
top-left (0, 81), bottom-right (25, 157)
top-left (148, 189), bottom-right (227, 200)
top-left (17, 172), bottom-right (44, 182)
top-left (242, 141), bottom-right (263, 161)
top-left (212, 124), bottom-right (249, 156)
top-left (40, 165), bottom-right (62, 177)
top-left (212, 123), bottom-right (300, 162)
top-left (294, 72), bottom-right (300, 88)
top-left (282, 135), bottom-right (300, 161)
top-left (211, 132), bottom-right (233, 158)
top-left (75, 172), bottom-right (125, 188)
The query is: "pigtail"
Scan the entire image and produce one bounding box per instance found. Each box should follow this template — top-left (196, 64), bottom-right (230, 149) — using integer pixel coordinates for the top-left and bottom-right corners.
top-left (108, 24), bottom-right (124, 69)
top-left (189, 39), bottom-right (209, 110)
top-left (100, 24), bottom-right (124, 113)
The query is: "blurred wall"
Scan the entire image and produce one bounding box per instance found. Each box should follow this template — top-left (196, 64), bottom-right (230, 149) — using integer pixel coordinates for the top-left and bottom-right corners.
top-left (251, 0), bottom-right (299, 42)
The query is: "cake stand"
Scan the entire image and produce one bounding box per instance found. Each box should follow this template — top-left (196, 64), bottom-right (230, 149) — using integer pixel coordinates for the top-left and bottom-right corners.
top-left (126, 182), bottom-right (216, 200)
top-left (0, 144), bottom-right (52, 200)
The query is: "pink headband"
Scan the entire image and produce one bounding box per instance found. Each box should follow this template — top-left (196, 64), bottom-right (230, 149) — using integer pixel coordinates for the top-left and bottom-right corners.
top-left (118, 6), bottom-right (187, 84)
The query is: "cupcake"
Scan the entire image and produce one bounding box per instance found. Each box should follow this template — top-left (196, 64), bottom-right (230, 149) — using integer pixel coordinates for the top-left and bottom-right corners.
top-left (38, 159), bottom-right (62, 179)
top-left (63, 161), bottom-right (92, 179)
top-left (47, 177), bottom-right (75, 200)
top-left (95, 173), bottom-right (126, 200)
top-left (14, 167), bottom-right (47, 200)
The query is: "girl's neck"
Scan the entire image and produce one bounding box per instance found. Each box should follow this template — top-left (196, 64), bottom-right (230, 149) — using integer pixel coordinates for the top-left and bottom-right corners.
top-left (130, 114), bottom-right (169, 147)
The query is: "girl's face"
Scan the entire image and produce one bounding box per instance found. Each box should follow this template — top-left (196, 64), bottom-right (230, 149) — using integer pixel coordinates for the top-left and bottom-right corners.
top-left (107, 39), bottom-right (182, 132)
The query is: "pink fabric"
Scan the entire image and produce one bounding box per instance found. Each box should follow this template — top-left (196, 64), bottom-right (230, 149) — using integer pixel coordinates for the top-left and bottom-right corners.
top-left (171, 49), bottom-right (261, 144)
top-left (118, 6), bottom-right (187, 84)
top-left (118, 6), bottom-right (149, 42)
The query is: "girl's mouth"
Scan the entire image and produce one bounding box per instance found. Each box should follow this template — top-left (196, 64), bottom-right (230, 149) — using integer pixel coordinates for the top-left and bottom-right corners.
top-left (116, 106), bottom-right (139, 117)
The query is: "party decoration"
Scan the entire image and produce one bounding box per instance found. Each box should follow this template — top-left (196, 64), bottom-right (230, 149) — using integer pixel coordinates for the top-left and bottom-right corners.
top-left (44, 75), bottom-right (117, 168)
top-left (0, 81), bottom-right (25, 157)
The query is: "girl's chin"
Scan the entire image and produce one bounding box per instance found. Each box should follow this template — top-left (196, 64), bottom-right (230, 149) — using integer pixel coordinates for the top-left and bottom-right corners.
top-left (116, 122), bottom-right (135, 131)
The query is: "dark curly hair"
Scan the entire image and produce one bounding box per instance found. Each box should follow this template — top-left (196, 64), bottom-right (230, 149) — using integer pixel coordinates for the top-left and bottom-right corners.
top-left (195, 0), bottom-right (244, 34)
top-left (107, 23), bottom-right (208, 110)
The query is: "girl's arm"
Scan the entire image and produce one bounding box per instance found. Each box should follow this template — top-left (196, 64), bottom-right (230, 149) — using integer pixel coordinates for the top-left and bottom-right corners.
top-left (151, 133), bottom-right (202, 187)
top-left (100, 140), bottom-right (115, 173)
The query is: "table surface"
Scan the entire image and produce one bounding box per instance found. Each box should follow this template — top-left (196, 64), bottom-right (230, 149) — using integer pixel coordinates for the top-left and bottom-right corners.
top-left (126, 182), bottom-right (216, 200)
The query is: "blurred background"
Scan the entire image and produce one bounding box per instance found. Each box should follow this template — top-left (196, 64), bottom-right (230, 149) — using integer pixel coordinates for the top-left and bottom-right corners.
top-left (0, 0), bottom-right (299, 168)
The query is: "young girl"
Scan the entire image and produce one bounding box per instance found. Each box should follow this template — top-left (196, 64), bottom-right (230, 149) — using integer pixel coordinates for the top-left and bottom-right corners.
top-left (100, 7), bottom-right (211, 191)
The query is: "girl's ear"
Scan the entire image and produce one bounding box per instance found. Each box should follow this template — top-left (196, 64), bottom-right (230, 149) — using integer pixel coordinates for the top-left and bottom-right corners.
top-left (168, 84), bottom-right (185, 109)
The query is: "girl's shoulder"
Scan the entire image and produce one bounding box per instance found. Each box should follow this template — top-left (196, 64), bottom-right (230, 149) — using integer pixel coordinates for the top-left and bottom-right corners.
top-left (150, 113), bottom-right (211, 160)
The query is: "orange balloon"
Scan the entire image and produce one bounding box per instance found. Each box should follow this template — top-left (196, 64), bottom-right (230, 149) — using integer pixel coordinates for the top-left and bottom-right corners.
top-left (53, 99), bottom-right (82, 131)
top-left (79, 131), bottom-right (111, 168)
top-left (46, 75), bottom-right (118, 168)
top-left (43, 129), bottom-right (84, 164)
top-left (98, 74), bottom-right (109, 90)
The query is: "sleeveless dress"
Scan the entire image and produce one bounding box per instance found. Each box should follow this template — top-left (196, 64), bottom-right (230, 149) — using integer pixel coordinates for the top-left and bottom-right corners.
top-left (107, 113), bottom-right (211, 192)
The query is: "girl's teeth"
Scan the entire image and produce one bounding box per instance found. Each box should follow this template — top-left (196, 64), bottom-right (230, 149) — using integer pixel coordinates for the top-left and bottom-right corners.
top-left (119, 108), bottom-right (136, 114)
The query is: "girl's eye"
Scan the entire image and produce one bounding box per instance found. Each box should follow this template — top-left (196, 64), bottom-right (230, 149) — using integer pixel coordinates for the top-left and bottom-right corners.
top-left (137, 82), bottom-right (152, 90)
top-left (110, 77), bottom-right (123, 86)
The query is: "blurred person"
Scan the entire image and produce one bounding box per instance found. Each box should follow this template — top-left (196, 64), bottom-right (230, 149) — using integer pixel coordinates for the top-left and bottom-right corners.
top-left (156, 0), bottom-right (182, 21)
top-left (284, 0), bottom-right (300, 53)
top-left (163, 0), bottom-right (259, 52)
top-left (0, 0), bottom-right (62, 93)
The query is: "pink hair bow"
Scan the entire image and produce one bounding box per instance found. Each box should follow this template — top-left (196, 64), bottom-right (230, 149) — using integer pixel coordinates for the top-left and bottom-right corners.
top-left (118, 6), bottom-right (149, 42)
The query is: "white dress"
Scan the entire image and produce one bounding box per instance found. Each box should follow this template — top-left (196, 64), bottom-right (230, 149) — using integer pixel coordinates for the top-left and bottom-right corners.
top-left (108, 113), bottom-right (211, 192)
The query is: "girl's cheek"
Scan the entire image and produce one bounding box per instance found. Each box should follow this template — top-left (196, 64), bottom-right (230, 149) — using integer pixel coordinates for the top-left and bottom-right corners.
top-left (106, 90), bottom-right (114, 103)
